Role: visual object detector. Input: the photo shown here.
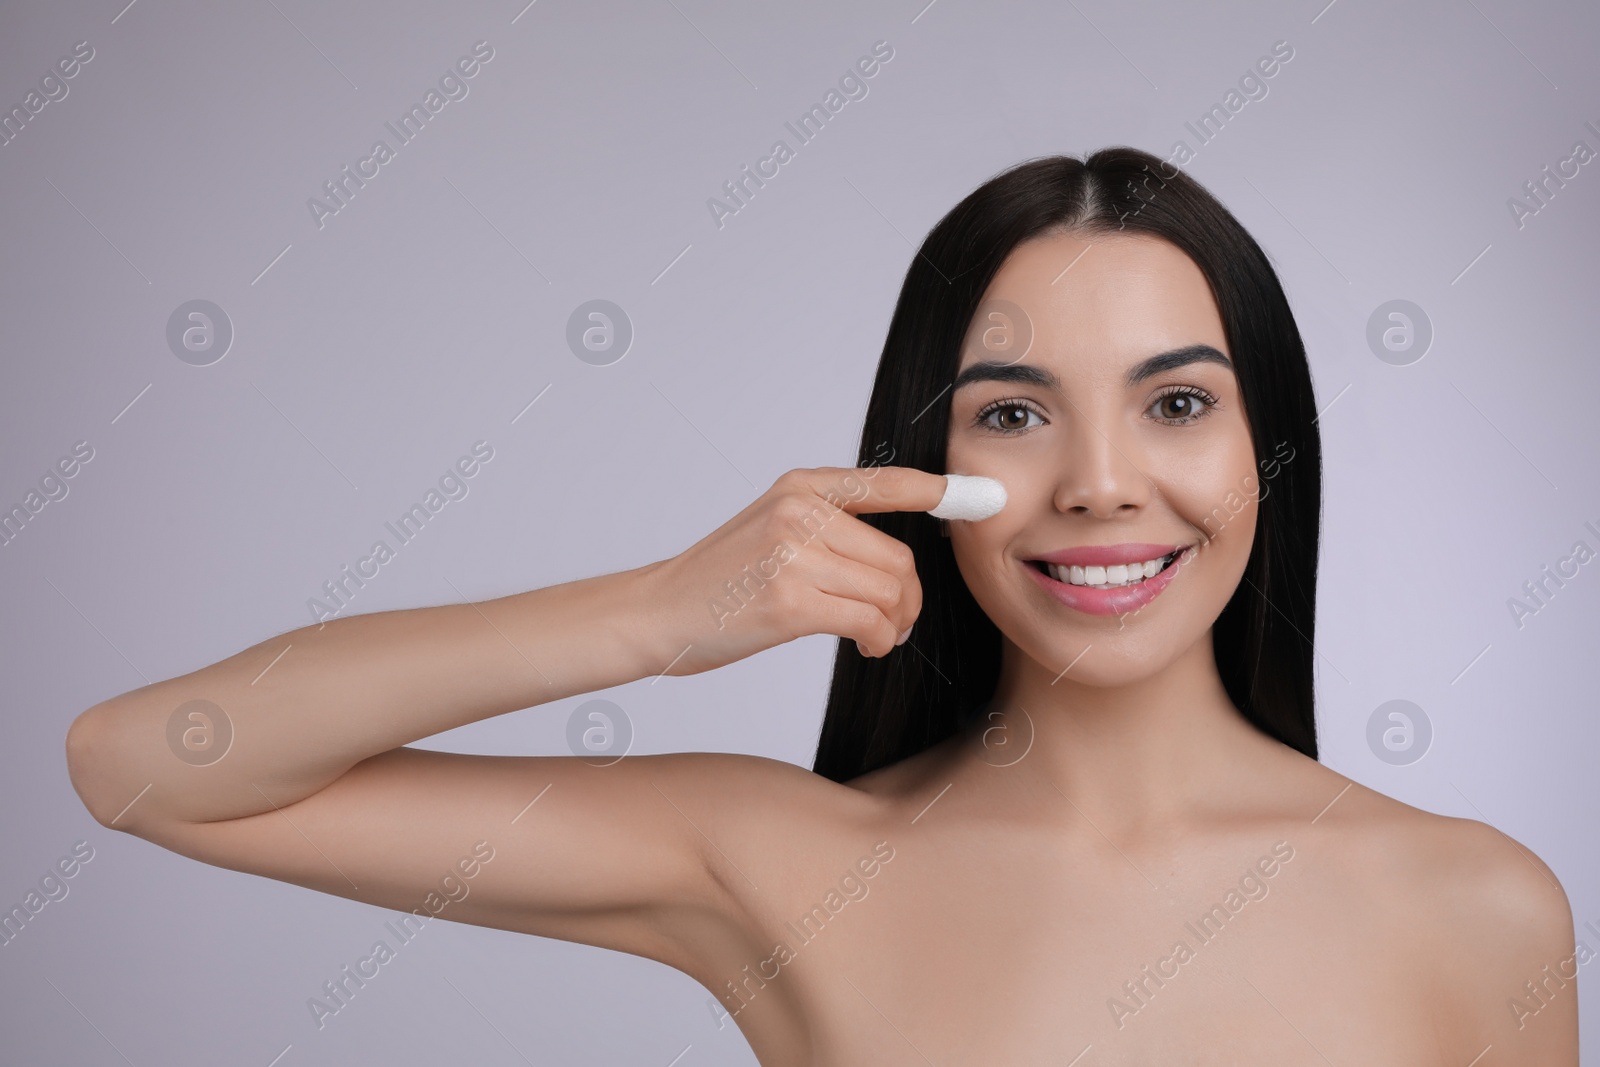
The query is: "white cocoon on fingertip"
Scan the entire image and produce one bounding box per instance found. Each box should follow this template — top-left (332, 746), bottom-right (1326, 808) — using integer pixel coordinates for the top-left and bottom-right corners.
top-left (928, 474), bottom-right (1007, 521)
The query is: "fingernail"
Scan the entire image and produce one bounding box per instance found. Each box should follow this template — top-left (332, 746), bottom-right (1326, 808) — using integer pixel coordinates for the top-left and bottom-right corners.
top-left (896, 626), bottom-right (912, 646)
top-left (856, 641), bottom-right (868, 657)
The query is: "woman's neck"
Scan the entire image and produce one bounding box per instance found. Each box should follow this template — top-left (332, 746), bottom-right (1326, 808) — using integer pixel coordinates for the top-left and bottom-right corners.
top-left (963, 631), bottom-right (1294, 841)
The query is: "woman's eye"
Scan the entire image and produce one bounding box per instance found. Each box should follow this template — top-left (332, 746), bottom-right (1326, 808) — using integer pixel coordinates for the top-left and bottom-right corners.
top-left (1148, 388), bottom-right (1219, 424)
top-left (978, 402), bottom-right (1045, 434)
top-left (974, 391), bottom-right (1218, 434)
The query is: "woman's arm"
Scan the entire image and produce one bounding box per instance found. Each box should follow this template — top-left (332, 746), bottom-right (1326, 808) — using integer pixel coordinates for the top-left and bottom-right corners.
top-left (62, 465), bottom-right (947, 968)
top-left (65, 563), bottom-right (678, 829)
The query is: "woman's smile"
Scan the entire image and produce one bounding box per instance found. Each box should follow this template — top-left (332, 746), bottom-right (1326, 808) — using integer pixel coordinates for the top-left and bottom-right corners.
top-left (1020, 542), bottom-right (1197, 615)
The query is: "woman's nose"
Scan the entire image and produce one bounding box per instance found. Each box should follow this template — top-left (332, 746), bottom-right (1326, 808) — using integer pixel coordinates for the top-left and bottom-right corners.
top-left (1050, 408), bottom-right (1152, 518)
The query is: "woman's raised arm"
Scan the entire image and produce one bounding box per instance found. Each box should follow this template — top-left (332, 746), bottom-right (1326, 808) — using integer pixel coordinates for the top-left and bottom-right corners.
top-left (60, 465), bottom-right (947, 964)
top-left (65, 564), bottom-right (682, 829)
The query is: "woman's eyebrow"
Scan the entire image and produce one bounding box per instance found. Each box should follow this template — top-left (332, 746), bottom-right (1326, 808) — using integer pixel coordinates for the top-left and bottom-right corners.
top-left (1125, 343), bottom-right (1233, 386)
top-left (951, 343), bottom-right (1233, 393)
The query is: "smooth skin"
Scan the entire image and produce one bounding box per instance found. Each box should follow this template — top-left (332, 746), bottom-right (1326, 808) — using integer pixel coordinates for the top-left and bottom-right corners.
top-left (66, 231), bottom-right (1578, 1066)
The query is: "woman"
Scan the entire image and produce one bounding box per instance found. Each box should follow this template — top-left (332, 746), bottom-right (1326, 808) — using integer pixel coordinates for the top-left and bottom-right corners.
top-left (65, 148), bottom-right (1578, 1065)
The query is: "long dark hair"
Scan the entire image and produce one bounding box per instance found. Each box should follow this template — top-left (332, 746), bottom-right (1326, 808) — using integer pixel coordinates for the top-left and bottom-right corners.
top-left (811, 146), bottom-right (1323, 783)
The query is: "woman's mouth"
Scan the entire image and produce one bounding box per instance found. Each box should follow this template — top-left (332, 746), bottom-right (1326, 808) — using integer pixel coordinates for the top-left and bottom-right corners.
top-left (1022, 545), bottom-right (1194, 616)
top-left (1026, 549), bottom-right (1182, 589)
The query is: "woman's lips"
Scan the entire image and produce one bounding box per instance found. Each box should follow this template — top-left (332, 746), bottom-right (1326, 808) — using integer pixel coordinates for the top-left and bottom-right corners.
top-left (1022, 544), bottom-right (1193, 616)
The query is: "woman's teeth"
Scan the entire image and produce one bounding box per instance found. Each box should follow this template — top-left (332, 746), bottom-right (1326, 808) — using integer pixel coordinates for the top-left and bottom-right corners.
top-left (1042, 552), bottom-right (1176, 589)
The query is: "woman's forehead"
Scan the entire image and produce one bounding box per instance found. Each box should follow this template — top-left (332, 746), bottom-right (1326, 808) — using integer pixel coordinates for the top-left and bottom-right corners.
top-left (984, 233), bottom-right (1217, 320)
top-left (960, 236), bottom-right (1228, 378)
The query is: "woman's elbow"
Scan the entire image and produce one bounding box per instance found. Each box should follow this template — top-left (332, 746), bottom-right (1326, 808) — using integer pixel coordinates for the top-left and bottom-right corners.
top-left (64, 703), bottom-right (127, 830)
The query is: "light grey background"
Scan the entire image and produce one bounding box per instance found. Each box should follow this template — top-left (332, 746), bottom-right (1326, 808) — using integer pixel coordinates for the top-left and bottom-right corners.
top-left (2, 0), bottom-right (1597, 1062)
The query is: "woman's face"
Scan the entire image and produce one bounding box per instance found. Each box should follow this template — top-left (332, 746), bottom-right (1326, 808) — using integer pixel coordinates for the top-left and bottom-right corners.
top-left (944, 229), bottom-right (1260, 685)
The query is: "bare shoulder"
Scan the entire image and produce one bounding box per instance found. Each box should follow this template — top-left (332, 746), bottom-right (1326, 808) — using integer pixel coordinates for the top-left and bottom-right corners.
top-left (1309, 774), bottom-right (1571, 940)
top-left (1409, 811), bottom-right (1571, 935)
top-left (1398, 805), bottom-right (1575, 979)
top-left (1353, 788), bottom-right (1570, 942)
top-left (1305, 773), bottom-right (1577, 1062)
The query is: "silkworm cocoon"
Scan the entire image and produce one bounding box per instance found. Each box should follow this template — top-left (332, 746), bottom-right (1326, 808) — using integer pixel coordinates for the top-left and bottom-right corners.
top-left (928, 474), bottom-right (1006, 521)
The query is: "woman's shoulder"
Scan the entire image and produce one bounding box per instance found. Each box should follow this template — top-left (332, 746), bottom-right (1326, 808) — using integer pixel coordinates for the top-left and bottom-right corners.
top-left (1253, 757), bottom-right (1576, 1058)
top-left (1295, 766), bottom-right (1575, 1000)
top-left (1308, 770), bottom-right (1570, 924)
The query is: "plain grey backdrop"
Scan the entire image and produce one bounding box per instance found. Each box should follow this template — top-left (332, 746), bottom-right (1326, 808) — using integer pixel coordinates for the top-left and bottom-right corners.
top-left (2, 0), bottom-right (1597, 1062)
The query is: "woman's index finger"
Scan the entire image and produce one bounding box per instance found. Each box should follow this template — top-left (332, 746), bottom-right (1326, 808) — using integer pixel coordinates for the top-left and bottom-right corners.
top-left (798, 466), bottom-right (1006, 519)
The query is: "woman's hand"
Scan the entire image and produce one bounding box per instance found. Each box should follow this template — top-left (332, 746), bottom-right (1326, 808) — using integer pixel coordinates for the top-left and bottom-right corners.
top-left (637, 465), bottom-right (949, 676)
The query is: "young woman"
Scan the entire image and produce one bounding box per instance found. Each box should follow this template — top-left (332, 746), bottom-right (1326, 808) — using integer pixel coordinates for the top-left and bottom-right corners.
top-left (66, 148), bottom-right (1578, 1065)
